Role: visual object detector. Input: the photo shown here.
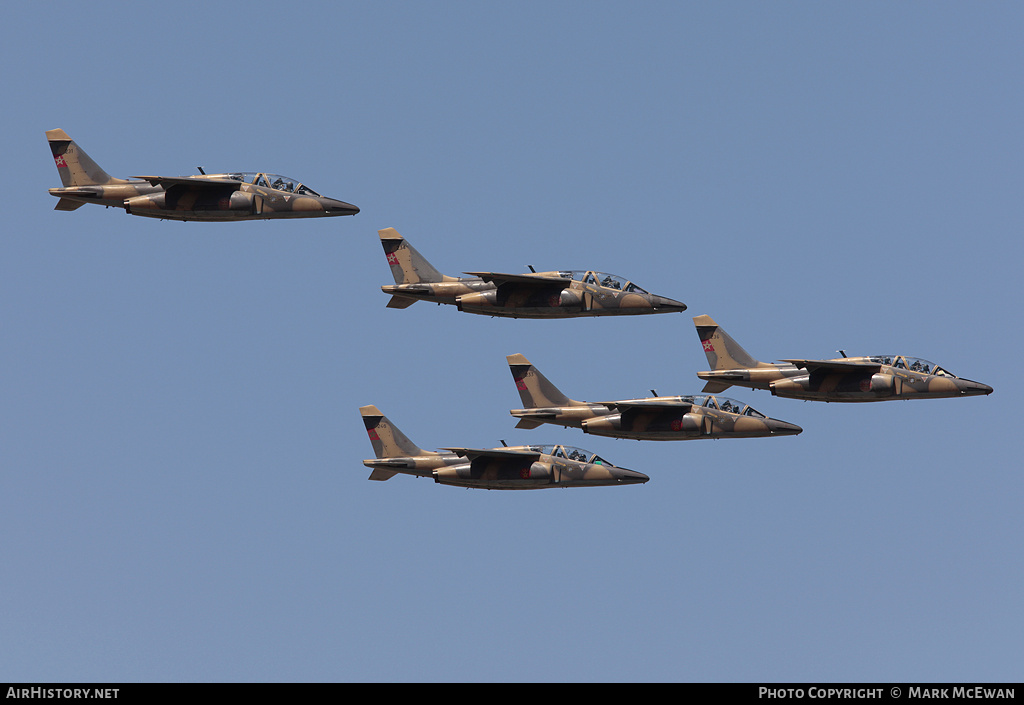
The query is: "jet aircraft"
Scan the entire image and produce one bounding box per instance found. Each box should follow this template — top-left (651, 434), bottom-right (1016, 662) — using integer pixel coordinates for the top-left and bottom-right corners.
top-left (45, 129), bottom-right (359, 221)
top-left (506, 353), bottom-right (802, 440)
top-left (693, 314), bottom-right (993, 402)
top-left (377, 228), bottom-right (687, 318)
top-left (359, 405), bottom-right (648, 489)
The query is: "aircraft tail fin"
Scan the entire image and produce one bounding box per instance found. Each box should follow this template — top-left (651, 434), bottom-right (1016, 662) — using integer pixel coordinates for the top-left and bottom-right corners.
top-left (506, 354), bottom-right (581, 408)
top-left (45, 129), bottom-right (126, 187)
top-left (693, 315), bottom-right (767, 370)
top-left (378, 228), bottom-right (452, 284)
top-left (360, 405), bottom-right (435, 462)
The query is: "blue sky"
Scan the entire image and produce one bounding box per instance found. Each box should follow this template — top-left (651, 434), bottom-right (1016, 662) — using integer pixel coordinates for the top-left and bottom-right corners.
top-left (2, 2), bottom-right (1021, 682)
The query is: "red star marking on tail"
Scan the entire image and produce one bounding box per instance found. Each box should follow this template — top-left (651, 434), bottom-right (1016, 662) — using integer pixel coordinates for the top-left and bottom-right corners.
top-left (367, 428), bottom-right (380, 441)
top-left (54, 155), bottom-right (67, 168)
top-left (386, 252), bottom-right (398, 265)
top-left (703, 339), bottom-right (715, 352)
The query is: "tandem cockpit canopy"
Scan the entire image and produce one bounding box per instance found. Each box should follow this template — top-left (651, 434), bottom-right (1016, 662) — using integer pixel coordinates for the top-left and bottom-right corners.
top-left (868, 355), bottom-right (957, 377)
top-left (678, 394), bottom-right (768, 418)
top-left (528, 444), bottom-right (613, 465)
top-left (224, 172), bottom-right (323, 196)
top-left (557, 271), bottom-right (650, 294)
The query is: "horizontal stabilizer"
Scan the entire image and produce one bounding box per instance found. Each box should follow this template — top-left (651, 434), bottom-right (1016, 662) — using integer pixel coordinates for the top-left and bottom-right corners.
top-left (515, 419), bottom-right (544, 429)
top-left (363, 458), bottom-right (415, 468)
top-left (368, 468), bottom-right (399, 481)
top-left (54, 198), bottom-right (86, 211)
top-left (386, 295), bottom-right (417, 309)
top-left (701, 381), bottom-right (733, 393)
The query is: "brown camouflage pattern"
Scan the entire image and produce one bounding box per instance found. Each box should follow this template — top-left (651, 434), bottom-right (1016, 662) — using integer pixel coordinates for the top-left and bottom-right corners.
top-left (46, 129), bottom-right (358, 221)
top-left (506, 354), bottom-right (802, 440)
top-left (359, 405), bottom-right (648, 489)
top-left (693, 315), bottom-right (993, 402)
top-left (377, 228), bottom-right (687, 318)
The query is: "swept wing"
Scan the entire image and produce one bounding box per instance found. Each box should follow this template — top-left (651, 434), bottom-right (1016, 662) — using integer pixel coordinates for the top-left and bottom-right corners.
top-left (440, 447), bottom-right (544, 461)
top-left (132, 175), bottom-right (243, 189)
top-left (602, 399), bottom-right (696, 411)
top-left (780, 359), bottom-right (882, 373)
top-left (462, 271), bottom-right (571, 289)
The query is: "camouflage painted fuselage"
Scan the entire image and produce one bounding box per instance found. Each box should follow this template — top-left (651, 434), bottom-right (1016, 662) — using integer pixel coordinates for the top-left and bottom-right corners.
top-left (383, 273), bottom-right (685, 318)
top-left (46, 129), bottom-right (358, 222)
top-left (506, 353), bottom-right (802, 440)
top-left (378, 228), bottom-right (686, 319)
top-left (511, 395), bottom-right (803, 440)
top-left (360, 405), bottom-right (647, 489)
top-left (694, 315), bottom-right (993, 402)
top-left (363, 447), bottom-right (647, 489)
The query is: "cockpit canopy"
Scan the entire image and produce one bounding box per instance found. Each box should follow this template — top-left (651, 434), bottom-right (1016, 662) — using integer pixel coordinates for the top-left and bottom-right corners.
top-left (557, 270), bottom-right (649, 293)
top-left (528, 444), bottom-right (613, 465)
top-left (679, 394), bottom-right (767, 418)
top-left (868, 355), bottom-right (957, 377)
top-left (224, 172), bottom-right (322, 197)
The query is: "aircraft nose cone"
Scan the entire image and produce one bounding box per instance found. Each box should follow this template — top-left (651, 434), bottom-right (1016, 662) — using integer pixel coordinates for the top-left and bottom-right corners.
top-left (652, 295), bottom-right (687, 312)
top-left (615, 468), bottom-right (650, 484)
top-left (768, 419), bottom-right (803, 436)
top-left (960, 380), bottom-right (993, 396)
top-left (325, 198), bottom-right (359, 215)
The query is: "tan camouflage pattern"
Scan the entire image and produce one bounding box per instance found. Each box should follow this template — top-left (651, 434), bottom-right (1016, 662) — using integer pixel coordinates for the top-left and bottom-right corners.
top-left (46, 129), bottom-right (358, 221)
top-left (693, 315), bottom-right (993, 402)
top-left (359, 405), bottom-right (648, 489)
top-left (377, 228), bottom-right (687, 318)
top-left (506, 354), bottom-right (802, 440)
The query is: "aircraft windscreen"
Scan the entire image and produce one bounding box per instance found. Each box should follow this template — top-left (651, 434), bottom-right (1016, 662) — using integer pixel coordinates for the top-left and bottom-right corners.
top-left (225, 172), bottom-right (320, 196)
top-left (530, 444), bottom-right (609, 464)
top-left (572, 271), bottom-right (636, 290)
top-left (697, 395), bottom-right (766, 417)
top-left (869, 355), bottom-right (947, 375)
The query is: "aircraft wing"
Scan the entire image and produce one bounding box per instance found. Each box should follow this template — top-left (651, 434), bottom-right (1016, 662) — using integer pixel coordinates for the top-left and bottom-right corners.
top-left (440, 447), bottom-right (543, 461)
top-left (603, 399), bottom-right (696, 412)
top-left (780, 359), bottom-right (881, 373)
top-left (462, 271), bottom-right (570, 289)
top-left (131, 175), bottom-right (243, 190)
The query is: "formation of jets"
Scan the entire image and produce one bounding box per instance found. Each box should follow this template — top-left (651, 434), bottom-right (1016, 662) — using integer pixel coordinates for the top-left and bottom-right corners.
top-left (45, 129), bottom-right (993, 491)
